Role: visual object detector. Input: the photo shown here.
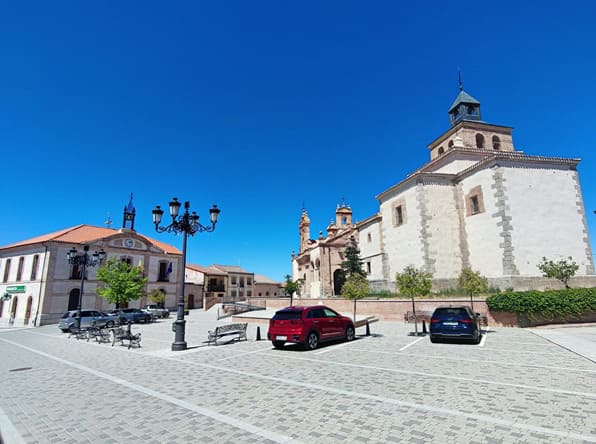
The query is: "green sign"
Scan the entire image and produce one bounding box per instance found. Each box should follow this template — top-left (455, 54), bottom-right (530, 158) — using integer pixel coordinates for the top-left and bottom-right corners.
top-left (6, 285), bottom-right (25, 293)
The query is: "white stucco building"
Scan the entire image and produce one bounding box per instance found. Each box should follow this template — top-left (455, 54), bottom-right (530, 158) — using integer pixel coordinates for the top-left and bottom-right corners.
top-left (294, 86), bottom-right (595, 295)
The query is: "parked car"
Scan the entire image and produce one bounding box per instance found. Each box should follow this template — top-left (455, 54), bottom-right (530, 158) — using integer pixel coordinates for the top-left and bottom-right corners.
top-left (143, 304), bottom-right (170, 319)
top-left (59, 310), bottom-right (117, 332)
top-left (429, 305), bottom-right (481, 344)
top-left (109, 308), bottom-right (152, 324)
top-left (267, 305), bottom-right (355, 350)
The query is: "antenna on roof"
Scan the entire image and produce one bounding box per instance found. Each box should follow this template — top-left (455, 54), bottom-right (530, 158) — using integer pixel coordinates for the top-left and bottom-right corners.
top-left (105, 212), bottom-right (113, 228)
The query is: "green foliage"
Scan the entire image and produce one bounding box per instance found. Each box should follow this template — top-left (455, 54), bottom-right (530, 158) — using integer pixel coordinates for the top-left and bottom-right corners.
top-left (147, 288), bottom-right (165, 304)
top-left (96, 258), bottom-right (148, 306)
top-left (537, 256), bottom-right (579, 288)
top-left (341, 236), bottom-right (365, 278)
top-left (341, 274), bottom-right (370, 301)
top-left (486, 288), bottom-right (596, 319)
top-left (395, 265), bottom-right (432, 297)
top-left (458, 268), bottom-right (488, 296)
top-left (283, 274), bottom-right (302, 297)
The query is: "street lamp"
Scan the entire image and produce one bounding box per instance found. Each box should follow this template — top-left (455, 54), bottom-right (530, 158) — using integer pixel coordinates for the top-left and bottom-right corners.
top-left (152, 197), bottom-right (221, 351)
top-left (66, 245), bottom-right (107, 330)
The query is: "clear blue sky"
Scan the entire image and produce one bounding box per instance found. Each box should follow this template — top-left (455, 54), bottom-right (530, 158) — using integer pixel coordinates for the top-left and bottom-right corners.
top-left (1, 1), bottom-right (595, 281)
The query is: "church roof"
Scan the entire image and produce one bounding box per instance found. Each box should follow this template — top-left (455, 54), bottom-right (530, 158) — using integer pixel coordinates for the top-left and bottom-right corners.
top-left (448, 90), bottom-right (480, 112)
top-left (0, 224), bottom-right (181, 255)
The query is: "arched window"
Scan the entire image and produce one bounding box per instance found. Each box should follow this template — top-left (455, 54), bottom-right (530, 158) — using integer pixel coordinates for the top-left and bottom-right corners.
top-left (16, 257), bottom-right (24, 281)
top-left (492, 135), bottom-right (501, 150)
top-left (120, 256), bottom-right (133, 265)
top-left (438, 147), bottom-right (445, 155)
top-left (31, 255), bottom-right (39, 280)
top-left (475, 133), bottom-right (485, 148)
top-left (448, 140), bottom-right (454, 148)
top-left (24, 296), bottom-right (33, 325)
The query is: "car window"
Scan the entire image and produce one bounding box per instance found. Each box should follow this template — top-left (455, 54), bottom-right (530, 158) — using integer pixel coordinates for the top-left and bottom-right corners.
top-left (309, 308), bottom-right (326, 318)
top-left (61, 312), bottom-right (70, 318)
top-left (433, 308), bottom-right (469, 319)
top-left (323, 308), bottom-right (338, 318)
top-left (272, 311), bottom-right (302, 321)
top-left (80, 310), bottom-right (92, 317)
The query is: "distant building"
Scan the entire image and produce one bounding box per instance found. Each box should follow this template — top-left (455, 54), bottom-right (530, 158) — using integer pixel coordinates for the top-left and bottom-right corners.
top-left (254, 274), bottom-right (282, 297)
top-left (293, 86), bottom-right (595, 295)
top-left (0, 195), bottom-right (182, 327)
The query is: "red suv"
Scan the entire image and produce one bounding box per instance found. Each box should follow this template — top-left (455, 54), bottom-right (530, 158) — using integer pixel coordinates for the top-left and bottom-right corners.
top-left (267, 305), bottom-right (355, 350)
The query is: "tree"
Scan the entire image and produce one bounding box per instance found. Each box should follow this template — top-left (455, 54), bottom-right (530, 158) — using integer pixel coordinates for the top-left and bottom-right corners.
top-left (458, 268), bottom-right (488, 311)
top-left (396, 265), bottom-right (432, 336)
top-left (537, 256), bottom-right (579, 289)
top-left (341, 236), bottom-right (366, 278)
top-left (147, 288), bottom-right (166, 307)
top-left (283, 274), bottom-right (303, 307)
top-left (341, 273), bottom-right (370, 321)
top-left (96, 258), bottom-right (148, 307)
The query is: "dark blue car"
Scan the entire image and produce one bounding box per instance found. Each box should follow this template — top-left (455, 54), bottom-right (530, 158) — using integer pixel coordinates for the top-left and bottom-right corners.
top-left (429, 306), bottom-right (481, 344)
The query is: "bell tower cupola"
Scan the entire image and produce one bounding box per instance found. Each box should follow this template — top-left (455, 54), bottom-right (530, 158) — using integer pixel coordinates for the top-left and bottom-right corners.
top-left (335, 198), bottom-right (353, 227)
top-left (448, 74), bottom-right (482, 126)
top-left (122, 193), bottom-right (136, 231)
top-left (299, 208), bottom-right (311, 253)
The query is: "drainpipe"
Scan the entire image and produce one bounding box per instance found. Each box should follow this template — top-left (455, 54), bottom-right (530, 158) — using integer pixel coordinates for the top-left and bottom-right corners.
top-left (33, 243), bottom-right (49, 327)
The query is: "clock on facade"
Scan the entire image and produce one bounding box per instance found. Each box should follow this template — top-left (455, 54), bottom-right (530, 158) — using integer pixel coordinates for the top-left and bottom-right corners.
top-left (124, 238), bottom-right (134, 248)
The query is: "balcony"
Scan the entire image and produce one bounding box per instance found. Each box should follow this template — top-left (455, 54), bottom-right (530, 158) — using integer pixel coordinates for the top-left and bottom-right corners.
top-left (207, 284), bottom-right (225, 292)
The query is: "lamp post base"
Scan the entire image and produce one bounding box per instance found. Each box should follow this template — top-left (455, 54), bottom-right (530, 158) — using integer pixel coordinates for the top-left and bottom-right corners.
top-left (171, 319), bottom-right (187, 351)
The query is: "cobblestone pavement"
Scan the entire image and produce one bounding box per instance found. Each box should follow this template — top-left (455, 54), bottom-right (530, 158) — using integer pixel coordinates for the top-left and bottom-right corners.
top-left (0, 309), bottom-right (595, 444)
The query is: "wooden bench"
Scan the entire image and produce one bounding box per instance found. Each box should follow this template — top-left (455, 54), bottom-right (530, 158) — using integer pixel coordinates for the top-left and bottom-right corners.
top-left (405, 310), bottom-right (489, 326)
top-left (68, 325), bottom-right (89, 340)
top-left (87, 322), bottom-right (111, 343)
top-left (208, 323), bottom-right (248, 345)
top-left (110, 324), bottom-right (142, 349)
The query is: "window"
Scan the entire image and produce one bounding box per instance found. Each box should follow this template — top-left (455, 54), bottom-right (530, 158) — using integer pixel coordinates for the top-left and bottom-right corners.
top-left (239, 277), bottom-right (245, 287)
top-left (247, 277), bottom-right (252, 286)
top-left (16, 257), bottom-right (24, 281)
top-left (366, 262), bottom-right (371, 274)
top-left (475, 133), bottom-right (485, 148)
top-left (396, 206), bottom-right (403, 225)
top-left (120, 256), bottom-right (132, 265)
top-left (466, 186), bottom-right (485, 216)
top-left (231, 276), bottom-right (237, 285)
top-left (492, 135), bottom-right (501, 150)
top-left (31, 255), bottom-right (39, 280)
top-left (70, 262), bottom-right (83, 280)
top-left (2, 259), bottom-right (9, 282)
top-left (158, 261), bottom-right (169, 282)
top-left (247, 290), bottom-right (252, 297)
top-left (367, 233), bottom-right (372, 242)
top-left (438, 147), bottom-right (445, 155)
top-left (448, 140), bottom-right (454, 148)
top-left (231, 290), bottom-right (237, 298)
top-left (265, 291), bottom-right (269, 296)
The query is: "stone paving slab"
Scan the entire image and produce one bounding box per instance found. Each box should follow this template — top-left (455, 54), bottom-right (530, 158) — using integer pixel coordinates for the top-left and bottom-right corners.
top-left (0, 308), bottom-right (595, 443)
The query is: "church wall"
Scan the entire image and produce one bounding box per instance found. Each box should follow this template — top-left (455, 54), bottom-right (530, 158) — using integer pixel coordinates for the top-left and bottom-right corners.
top-left (431, 159), bottom-right (478, 175)
top-left (502, 165), bottom-right (593, 275)
top-left (380, 185), bottom-right (425, 280)
top-left (358, 219), bottom-right (384, 281)
top-left (460, 168), bottom-right (505, 278)
top-left (421, 182), bottom-right (463, 278)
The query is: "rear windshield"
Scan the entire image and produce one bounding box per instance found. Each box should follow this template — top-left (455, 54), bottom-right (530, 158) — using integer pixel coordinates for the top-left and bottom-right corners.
top-left (272, 311), bottom-right (302, 321)
top-left (433, 308), bottom-right (469, 319)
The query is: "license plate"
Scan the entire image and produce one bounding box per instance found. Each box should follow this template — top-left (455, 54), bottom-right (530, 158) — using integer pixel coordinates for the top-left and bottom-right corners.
top-left (443, 322), bottom-right (458, 326)
top-left (276, 335), bottom-right (287, 340)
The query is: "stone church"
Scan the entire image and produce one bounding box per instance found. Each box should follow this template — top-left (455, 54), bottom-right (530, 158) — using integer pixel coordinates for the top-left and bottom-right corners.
top-left (293, 86), bottom-right (595, 296)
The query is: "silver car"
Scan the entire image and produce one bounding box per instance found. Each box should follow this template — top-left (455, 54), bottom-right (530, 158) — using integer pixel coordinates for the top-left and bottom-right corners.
top-left (59, 310), bottom-right (117, 332)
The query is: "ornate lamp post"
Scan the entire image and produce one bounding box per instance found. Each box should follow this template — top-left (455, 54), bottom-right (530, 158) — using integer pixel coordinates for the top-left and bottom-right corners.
top-left (152, 197), bottom-right (221, 351)
top-left (66, 245), bottom-right (107, 330)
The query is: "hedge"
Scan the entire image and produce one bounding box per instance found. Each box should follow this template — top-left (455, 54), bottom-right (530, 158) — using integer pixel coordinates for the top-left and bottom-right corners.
top-left (486, 288), bottom-right (596, 319)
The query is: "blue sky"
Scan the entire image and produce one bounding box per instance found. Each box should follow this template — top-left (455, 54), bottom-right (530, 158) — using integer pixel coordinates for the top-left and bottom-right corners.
top-left (1, 1), bottom-right (595, 281)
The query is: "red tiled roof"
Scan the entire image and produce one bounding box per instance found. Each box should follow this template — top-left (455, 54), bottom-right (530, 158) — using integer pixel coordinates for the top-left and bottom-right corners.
top-left (0, 225), bottom-right (181, 255)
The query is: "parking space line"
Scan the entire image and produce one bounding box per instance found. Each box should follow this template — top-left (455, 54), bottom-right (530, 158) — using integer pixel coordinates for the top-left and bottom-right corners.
top-left (346, 347), bottom-right (596, 373)
top-left (277, 354), bottom-right (596, 398)
top-left (399, 337), bottom-right (425, 351)
top-left (157, 355), bottom-right (596, 443)
top-left (0, 337), bottom-right (297, 444)
top-left (479, 333), bottom-right (487, 347)
top-left (216, 346), bottom-right (273, 361)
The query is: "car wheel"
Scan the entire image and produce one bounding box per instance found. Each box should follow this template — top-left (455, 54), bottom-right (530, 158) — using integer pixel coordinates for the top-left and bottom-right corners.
top-left (106, 320), bottom-right (114, 328)
top-left (305, 332), bottom-right (319, 350)
top-left (472, 330), bottom-right (481, 345)
top-left (345, 325), bottom-right (355, 341)
top-left (60, 328), bottom-right (69, 333)
top-left (272, 341), bottom-right (285, 349)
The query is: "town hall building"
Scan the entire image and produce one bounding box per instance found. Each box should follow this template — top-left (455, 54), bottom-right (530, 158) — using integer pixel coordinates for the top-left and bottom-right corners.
top-left (293, 86), bottom-right (595, 296)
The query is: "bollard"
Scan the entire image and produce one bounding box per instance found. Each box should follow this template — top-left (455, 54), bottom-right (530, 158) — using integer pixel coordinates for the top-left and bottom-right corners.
top-left (365, 321), bottom-right (370, 336)
top-left (256, 326), bottom-right (262, 341)
top-left (422, 320), bottom-right (427, 334)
